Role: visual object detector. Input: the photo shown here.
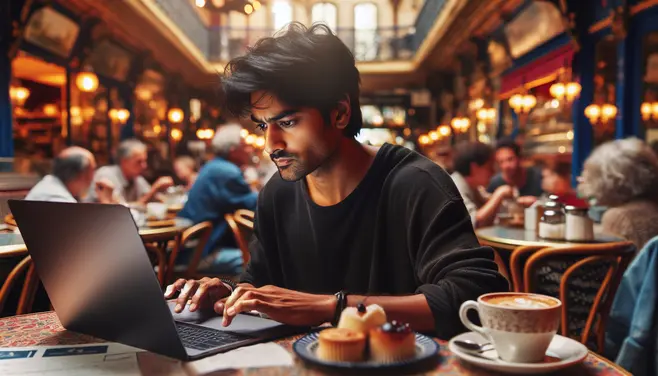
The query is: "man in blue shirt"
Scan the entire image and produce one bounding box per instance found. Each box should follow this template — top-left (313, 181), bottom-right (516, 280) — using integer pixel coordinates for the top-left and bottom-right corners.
top-left (178, 124), bottom-right (257, 275)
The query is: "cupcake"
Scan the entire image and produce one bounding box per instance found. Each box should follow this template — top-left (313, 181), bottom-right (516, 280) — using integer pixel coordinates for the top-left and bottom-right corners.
top-left (316, 328), bottom-right (366, 362)
top-left (369, 321), bottom-right (416, 363)
top-left (337, 303), bottom-right (387, 335)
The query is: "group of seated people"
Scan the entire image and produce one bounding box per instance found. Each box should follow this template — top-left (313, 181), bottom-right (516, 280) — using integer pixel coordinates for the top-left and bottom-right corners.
top-left (449, 136), bottom-right (658, 251)
top-left (24, 124), bottom-right (260, 276)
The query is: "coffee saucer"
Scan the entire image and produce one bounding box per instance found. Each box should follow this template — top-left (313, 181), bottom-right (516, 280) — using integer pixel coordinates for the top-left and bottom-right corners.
top-left (449, 332), bottom-right (588, 374)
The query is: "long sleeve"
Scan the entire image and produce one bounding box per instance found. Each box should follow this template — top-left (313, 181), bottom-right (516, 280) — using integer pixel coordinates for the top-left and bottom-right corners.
top-left (239, 188), bottom-right (276, 286)
top-left (398, 169), bottom-right (509, 339)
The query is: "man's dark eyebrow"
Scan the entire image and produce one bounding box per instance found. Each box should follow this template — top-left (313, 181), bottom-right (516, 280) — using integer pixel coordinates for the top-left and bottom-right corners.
top-left (250, 109), bottom-right (299, 124)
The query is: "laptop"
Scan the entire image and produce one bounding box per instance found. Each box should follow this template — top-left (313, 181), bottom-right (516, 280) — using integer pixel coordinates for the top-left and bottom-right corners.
top-left (9, 200), bottom-right (304, 360)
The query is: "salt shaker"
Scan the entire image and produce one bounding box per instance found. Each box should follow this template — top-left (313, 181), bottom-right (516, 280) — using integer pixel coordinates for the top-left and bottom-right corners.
top-left (564, 205), bottom-right (594, 241)
top-left (538, 209), bottom-right (565, 240)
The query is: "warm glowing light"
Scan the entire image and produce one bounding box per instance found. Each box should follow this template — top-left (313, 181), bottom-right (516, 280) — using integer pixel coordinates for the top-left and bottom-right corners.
top-left (565, 82), bottom-right (581, 100)
top-left (252, 0), bottom-right (261, 10)
top-left (558, 146), bottom-right (566, 154)
top-left (642, 102), bottom-right (652, 120)
top-left (549, 83), bottom-right (566, 99)
top-left (429, 131), bottom-right (439, 141)
top-left (212, 0), bottom-right (225, 7)
top-left (419, 135), bottom-right (430, 145)
top-left (601, 104), bottom-right (617, 119)
top-left (509, 93), bottom-right (536, 114)
top-left (43, 104), bottom-right (58, 117)
top-left (550, 80), bottom-right (580, 101)
top-left (585, 103), bottom-right (617, 124)
top-left (438, 125), bottom-right (451, 137)
top-left (371, 115), bottom-right (384, 126)
top-left (170, 128), bottom-right (183, 141)
top-left (403, 128), bottom-right (411, 137)
top-left (255, 136), bottom-right (266, 148)
top-left (196, 128), bottom-right (215, 140)
top-left (476, 108), bottom-right (496, 122)
top-left (469, 99), bottom-right (484, 111)
top-left (70, 106), bottom-right (81, 117)
top-left (9, 86), bottom-right (30, 106)
top-left (83, 107), bottom-right (95, 118)
top-left (584, 104), bottom-right (601, 123)
top-left (168, 108), bottom-right (184, 124)
top-left (153, 124), bottom-right (162, 134)
top-left (76, 72), bottom-right (99, 92)
top-left (550, 99), bottom-right (560, 108)
top-left (451, 117), bottom-right (471, 133)
top-left (116, 109), bottom-right (130, 123)
top-left (244, 3), bottom-right (253, 14)
top-left (566, 130), bottom-right (574, 140)
top-left (195, 0), bottom-right (206, 7)
top-left (240, 129), bottom-right (249, 138)
top-left (245, 134), bottom-right (256, 145)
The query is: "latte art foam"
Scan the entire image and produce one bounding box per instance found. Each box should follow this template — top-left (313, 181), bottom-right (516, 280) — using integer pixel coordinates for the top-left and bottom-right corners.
top-left (484, 294), bottom-right (557, 309)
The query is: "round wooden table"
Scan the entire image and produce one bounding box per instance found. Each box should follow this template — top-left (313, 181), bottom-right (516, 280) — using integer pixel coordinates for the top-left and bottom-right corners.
top-left (0, 312), bottom-right (630, 375)
top-left (476, 226), bottom-right (625, 251)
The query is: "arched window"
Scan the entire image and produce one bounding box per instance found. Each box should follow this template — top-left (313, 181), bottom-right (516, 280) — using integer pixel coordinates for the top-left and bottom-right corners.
top-left (353, 2), bottom-right (378, 61)
top-left (311, 2), bottom-right (338, 32)
top-left (272, 1), bottom-right (293, 31)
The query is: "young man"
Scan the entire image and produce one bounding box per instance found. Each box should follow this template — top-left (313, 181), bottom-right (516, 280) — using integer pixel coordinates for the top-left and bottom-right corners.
top-left (487, 138), bottom-right (543, 206)
top-left (165, 23), bottom-right (507, 339)
top-left (450, 142), bottom-right (513, 228)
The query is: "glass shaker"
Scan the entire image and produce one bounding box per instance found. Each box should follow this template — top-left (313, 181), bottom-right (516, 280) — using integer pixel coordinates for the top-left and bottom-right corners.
top-left (564, 205), bottom-right (594, 241)
top-left (538, 209), bottom-right (566, 240)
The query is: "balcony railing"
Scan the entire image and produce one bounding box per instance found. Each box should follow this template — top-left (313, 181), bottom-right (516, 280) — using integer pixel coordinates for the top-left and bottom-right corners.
top-left (150, 0), bottom-right (444, 64)
top-left (209, 26), bottom-right (417, 63)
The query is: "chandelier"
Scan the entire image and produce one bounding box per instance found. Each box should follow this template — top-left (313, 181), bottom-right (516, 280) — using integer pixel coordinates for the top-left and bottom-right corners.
top-left (451, 117), bottom-right (471, 133)
top-left (9, 85), bottom-right (30, 106)
top-left (584, 103), bottom-right (617, 124)
top-left (167, 108), bottom-right (184, 124)
top-left (476, 108), bottom-right (496, 122)
top-left (509, 93), bottom-right (536, 114)
top-left (549, 81), bottom-right (581, 102)
top-left (641, 102), bottom-right (658, 121)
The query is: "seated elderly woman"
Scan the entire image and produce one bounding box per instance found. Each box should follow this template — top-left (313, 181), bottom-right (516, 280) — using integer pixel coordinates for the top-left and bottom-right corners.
top-left (578, 138), bottom-right (658, 250)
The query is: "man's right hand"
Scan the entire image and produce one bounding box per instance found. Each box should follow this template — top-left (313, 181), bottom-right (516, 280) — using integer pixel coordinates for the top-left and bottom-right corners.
top-left (153, 176), bottom-right (174, 192)
top-left (164, 277), bottom-right (231, 314)
top-left (493, 185), bottom-right (514, 200)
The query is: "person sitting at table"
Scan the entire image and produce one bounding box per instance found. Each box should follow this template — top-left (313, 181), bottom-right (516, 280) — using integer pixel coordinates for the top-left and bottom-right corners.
top-left (86, 139), bottom-right (174, 205)
top-left (450, 142), bottom-right (514, 228)
top-left (487, 138), bottom-right (543, 207)
top-left (176, 124), bottom-right (257, 275)
top-left (578, 137), bottom-right (658, 250)
top-left (173, 155), bottom-right (199, 190)
top-left (541, 161), bottom-right (588, 207)
top-left (165, 23), bottom-right (508, 339)
top-left (25, 146), bottom-right (115, 204)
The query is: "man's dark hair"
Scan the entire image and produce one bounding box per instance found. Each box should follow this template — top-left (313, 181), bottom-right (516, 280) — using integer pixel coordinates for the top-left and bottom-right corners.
top-left (453, 142), bottom-right (493, 176)
top-left (495, 137), bottom-right (521, 156)
top-left (52, 154), bottom-right (89, 184)
top-left (222, 22), bottom-right (362, 138)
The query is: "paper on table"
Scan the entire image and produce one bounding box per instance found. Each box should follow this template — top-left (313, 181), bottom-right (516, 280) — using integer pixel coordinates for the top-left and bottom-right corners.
top-left (0, 352), bottom-right (140, 376)
top-left (0, 343), bottom-right (143, 359)
top-left (185, 342), bottom-right (294, 375)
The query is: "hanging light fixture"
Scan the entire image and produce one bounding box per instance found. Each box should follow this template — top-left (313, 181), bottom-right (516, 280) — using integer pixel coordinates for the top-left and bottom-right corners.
top-left (640, 101), bottom-right (658, 121)
top-left (195, 0), bottom-right (206, 7)
top-left (451, 117), bottom-right (471, 133)
top-left (509, 93), bottom-right (537, 114)
top-left (476, 108), bottom-right (496, 122)
top-left (418, 135), bottom-right (430, 145)
top-left (244, 3), bottom-right (254, 14)
top-left (437, 125), bottom-right (452, 137)
top-left (9, 84), bottom-right (30, 107)
top-left (196, 128), bottom-right (215, 140)
top-left (167, 108), bottom-right (184, 124)
top-left (76, 67), bottom-right (99, 93)
top-left (170, 128), bottom-right (183, 141)
top-left (585, 103), bottom-right (617, 124)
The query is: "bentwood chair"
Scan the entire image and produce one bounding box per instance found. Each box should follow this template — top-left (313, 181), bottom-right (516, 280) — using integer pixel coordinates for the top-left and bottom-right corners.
top-left (0, 252), bottom-right (39, 316)
top-left (510, 241), bottom-right (636, 352)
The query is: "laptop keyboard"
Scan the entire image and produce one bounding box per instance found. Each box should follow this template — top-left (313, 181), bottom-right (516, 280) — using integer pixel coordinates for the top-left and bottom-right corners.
top-left (176, 322), bottom-right (254, 351)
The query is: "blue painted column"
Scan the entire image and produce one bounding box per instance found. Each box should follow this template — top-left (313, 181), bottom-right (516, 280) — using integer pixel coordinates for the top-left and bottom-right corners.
top-left (572, 37), bottom-right (596, 186)
top-left (0, 50), bottom-right (14, 172)
top-left (615, 33), bottom-right (642, 139)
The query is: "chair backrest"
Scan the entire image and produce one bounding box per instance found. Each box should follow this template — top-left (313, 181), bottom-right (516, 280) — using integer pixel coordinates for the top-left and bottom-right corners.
top-left (165, 221), bottom-right (213, 283)
top-left (225, 212), bottom-right (253, 267)
top-left (515, 241), bottom-right (636, 352)
top-left (0, 253), bottom-right (39, 316)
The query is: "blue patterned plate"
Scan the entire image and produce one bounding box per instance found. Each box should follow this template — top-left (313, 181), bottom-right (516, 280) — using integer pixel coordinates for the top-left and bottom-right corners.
top-left (293, 330), bottom-right (440, 371)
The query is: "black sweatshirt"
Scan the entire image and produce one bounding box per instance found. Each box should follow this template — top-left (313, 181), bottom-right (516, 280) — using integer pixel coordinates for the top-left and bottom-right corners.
top-left (240, 143), bottom-right (509, 339)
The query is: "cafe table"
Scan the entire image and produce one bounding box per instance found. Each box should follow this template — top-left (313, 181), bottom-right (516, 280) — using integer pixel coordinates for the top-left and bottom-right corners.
top-left (0, 311), bottom-right (631, 375)
top-left (476, 226), bottom-right (625, 251)
top-left (0, 217), bottom-right (194, 257)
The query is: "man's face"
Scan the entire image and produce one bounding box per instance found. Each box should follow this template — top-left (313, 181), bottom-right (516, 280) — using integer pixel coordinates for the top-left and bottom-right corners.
top-left (250, 91), bottom-right (343, 182)
top-left (120, 149), bottom-right (148, 180)
top-left (494, 147), bottom-right (520, 179)
top-left (81, 156), bottom-right (97, 192)
top-left (173, 160), bottom-right (192, 181)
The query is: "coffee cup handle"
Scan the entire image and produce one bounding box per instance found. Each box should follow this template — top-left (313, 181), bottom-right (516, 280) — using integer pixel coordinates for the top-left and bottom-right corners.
top-left (459, 300), bottom-right (492, 341)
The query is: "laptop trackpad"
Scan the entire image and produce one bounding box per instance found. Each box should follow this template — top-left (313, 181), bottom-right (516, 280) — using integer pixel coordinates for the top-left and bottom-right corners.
top-left (167, 301), bottom-right (287, 334)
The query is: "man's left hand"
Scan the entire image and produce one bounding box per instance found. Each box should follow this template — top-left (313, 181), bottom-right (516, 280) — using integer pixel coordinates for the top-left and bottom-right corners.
top-left (220, 285), bottom-right (335, 327)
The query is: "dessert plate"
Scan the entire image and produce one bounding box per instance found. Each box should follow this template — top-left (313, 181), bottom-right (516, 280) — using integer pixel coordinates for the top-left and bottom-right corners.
top-left (449, 332), bottom-right (588, 374)
top-left (293, 330), bottom-right (439, 370)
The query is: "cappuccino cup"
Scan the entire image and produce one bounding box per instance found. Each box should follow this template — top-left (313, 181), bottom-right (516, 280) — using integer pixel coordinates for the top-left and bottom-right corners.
top-left (459, 292), bottom-right (561, 363)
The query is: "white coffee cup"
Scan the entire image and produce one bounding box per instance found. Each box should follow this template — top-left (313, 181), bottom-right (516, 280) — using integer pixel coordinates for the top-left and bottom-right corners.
top-left (459, 292), bottom-right (562, 363)
top-left (146, 202), bottom-right (168, 220)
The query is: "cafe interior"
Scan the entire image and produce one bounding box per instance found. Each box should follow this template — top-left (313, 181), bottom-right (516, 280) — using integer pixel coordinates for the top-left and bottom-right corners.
top-left (0, 0), bottom-right (657, 375)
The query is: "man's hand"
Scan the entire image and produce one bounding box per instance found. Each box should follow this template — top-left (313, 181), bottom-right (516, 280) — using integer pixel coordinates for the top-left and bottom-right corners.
top-left (164, 277), bottom-right (231, 313)
top-left (153, 176), bottom-right (174, 192)
top-left (517, 195), bottom-right (537, 207)
top-left (222, 285), bottom-right (335, 327)
top-left (95, 178), bottom-right (116, 204)
top-left (493, 185), bottom-right (514, 200)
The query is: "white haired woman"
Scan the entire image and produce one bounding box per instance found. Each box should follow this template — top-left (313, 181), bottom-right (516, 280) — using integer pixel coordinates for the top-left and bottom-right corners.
top-left (578, 137), bottom-right (658, 250)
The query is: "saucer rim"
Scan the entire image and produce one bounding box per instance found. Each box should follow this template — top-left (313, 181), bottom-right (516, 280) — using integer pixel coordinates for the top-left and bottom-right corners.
top-left (448, 332), bottom-right (588, 370)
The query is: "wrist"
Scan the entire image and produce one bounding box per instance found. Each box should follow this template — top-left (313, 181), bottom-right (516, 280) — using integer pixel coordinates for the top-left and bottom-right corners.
top-left (318, 294), bottom-right (338, 324)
